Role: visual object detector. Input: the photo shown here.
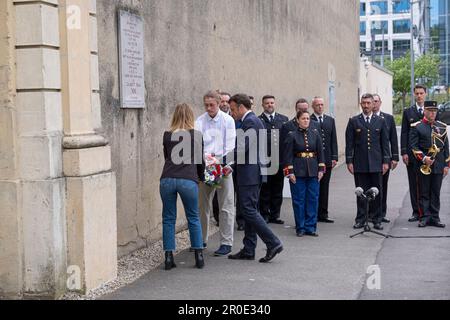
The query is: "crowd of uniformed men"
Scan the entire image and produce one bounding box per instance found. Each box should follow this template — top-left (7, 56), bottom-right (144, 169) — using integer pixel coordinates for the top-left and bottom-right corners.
top-left (160, 86), bottom-right (449, 268)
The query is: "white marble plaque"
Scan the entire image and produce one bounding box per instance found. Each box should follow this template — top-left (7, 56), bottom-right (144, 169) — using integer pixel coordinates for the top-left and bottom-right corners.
top-left (118, 10), bottom-right (145, 109)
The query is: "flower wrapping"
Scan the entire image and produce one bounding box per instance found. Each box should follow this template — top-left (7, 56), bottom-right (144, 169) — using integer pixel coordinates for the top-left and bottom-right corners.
top-left (204, 154), bottom-right (232, 187)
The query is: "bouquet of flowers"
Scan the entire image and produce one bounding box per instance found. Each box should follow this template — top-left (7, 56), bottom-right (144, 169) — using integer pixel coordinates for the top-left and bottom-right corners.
top-left (204, 154), bottom-right (233, 188)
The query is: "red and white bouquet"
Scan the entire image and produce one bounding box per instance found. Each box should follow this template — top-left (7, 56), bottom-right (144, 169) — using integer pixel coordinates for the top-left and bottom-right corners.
top-left (204, 154), bottom-right (233, 188)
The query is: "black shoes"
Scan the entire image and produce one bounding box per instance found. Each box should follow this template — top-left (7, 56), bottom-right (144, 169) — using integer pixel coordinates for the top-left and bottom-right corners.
top-left (296, 231), bottom-right (305, 237)
top-left (194, 249), bottom-right (205, 269)
top-left (259, 244), bottom-right (283, 263)
top-left (418, 220), bottom-right (427, 228)
top-left (268, 218), bottom-right (285, 225)
top-left (305, 232), bottom-right (319, 237)
top-left (318, 218), bottom-right (334, 223)
top-left (409, 216), bottom-right (419, 222)
top-left (373, 223), bottom-right (384, 230)
top-left (228, 250), bottom-right (255, 261)
top-left (164, 251), bottom-right (176, 271)
top-left (353, 222), bottom-right (365, 229)
top-left (420, 220), bottom-right (446, 228)
top-left (382, 218), bottom-right (390, 223)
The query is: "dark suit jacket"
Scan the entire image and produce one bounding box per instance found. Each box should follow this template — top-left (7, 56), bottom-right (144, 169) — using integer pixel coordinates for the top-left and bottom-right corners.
top-left (259, 113), bottom-right (289, 159)
top-left (345, 114), bottom-right (390, 173)
top-left (379, 112), bottom-right (400, 163)
top-left (235, 112), bottom-right (265, 186)
top-left (401, 106), bottom-right (423, 157)
top-left (310, 114), bottom-right (338, 167)
top-left (410, 120), bottom-right (450, 174)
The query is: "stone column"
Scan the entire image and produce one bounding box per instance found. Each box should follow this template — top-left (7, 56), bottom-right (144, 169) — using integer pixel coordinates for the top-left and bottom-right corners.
top-left (59, 0), bottom-right (117, 293)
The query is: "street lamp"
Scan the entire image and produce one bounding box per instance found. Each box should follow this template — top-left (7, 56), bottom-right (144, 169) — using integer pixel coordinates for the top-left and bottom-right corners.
top-left (410, 0), bottom-right (422, 105)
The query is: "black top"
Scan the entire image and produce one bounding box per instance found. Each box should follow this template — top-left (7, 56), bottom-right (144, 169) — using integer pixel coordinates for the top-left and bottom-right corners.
top-left (310, 114), bottom-right (339, 167)
top-left (283, 127), bottom-right (325, 178)
top-left (345, 114), bottom-right (390, 173)
top-left (410, 120), bottom-right (450, 173)
top-left (160, 129), bottom-right (205, 183)
top-left (258, 112), bottom-right (289, 158)
top-left (379, 111), bottom-right (400, 163)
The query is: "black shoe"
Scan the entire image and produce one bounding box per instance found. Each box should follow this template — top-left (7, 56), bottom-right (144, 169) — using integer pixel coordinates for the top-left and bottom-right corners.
top-left (409, 216), bottom-right (419, 222)
top-left (203, 243), bottom-right (207, 249)
top-left (318, 218), bottom-right (334, 223)
top-left (382, 218), bottom-right (390, 223)
top-left (430, 221), bottom-right (446, 228)
top-left (164, 251), bottom-right (176, 270)
top-left (228, 250), bottom-right (255, 261)
top-left (305, 232), bottom-right (319, 237)
top-left (296, 231), bottom-right (305, 237)
top-left (237, 224), bottom-right (245, 231)
top-left (259, 244), bottom-right (283, 263)
top-left (353, 222), bottom-right (365, 229)
top-left (418, 220), bottom-right (427, 228)
top-left (268, 218), bottom-right (285, 225)
top-left (194, 249), bottom-right (205, 269)
top-left (373, 223), bottom-right (383, 230)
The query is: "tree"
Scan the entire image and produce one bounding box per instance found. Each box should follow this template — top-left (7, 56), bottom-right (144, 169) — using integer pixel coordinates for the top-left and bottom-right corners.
top-left (385, 52), bottom-right (440, 110)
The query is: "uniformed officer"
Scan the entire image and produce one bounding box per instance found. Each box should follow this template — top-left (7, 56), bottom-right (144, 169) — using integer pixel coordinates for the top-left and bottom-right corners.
top-left (259, 95), bottom-right (289, 224)
top-left (345, 94), bottom-right (390, 230)
top-left (373, 94), bottom-right (399, 223)
top-left (401, 85), bottom-right (429, 222)
top-left (410, 101), bottom-right (449, 228)
top-left (283, 110), bottom-right (325, 237)
top-left (311, 97), bottom-right (338, 224)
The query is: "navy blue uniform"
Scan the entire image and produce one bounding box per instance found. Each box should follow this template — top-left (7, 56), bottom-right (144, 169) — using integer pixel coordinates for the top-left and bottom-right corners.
top-left (258, 113), bottom-right (289, 222)
top-left (311, 114), bottom-right (338, 221)
top-left (345, 114), bottom-right (390, 224)
top-left (401, 105), bottom-right (424, 219)
top-left (283, 127), bottom-right (325, 234)
top-left (410, 119), bottom-right (450, 223)
top-left (378, 111), bottom-right (400, 218)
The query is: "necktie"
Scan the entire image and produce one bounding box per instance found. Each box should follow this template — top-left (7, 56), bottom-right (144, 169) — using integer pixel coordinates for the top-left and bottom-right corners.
top-left (366, 116), bottom-right (370, 125)
top-left (419, 108), bottom-right (423, 117)
top-left (269, 115), bottom-right (274, 123)
top-left (319, 116), bottom-right (323, 125)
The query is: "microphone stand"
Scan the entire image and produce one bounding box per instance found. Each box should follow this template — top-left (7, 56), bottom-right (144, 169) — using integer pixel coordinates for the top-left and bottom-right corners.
top-left (350, 193), bottom-right (390, 239)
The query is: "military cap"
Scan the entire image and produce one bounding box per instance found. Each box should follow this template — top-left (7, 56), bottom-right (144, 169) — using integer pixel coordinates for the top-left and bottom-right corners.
top-left (424, 101), bottom-right (438, 110)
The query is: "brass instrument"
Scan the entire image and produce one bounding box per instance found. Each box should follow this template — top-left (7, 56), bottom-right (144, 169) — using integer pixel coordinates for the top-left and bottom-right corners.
top-left (420, 131), bottom-right (441, 175)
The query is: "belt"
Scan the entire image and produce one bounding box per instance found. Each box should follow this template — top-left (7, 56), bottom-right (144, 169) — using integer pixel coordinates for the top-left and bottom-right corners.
top-left (296, 152), bottom-right (316, 158)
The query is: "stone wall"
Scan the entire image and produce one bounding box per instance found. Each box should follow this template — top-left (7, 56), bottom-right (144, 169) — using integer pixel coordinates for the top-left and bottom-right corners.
top-left (96, 0), bottom-right (361, 256)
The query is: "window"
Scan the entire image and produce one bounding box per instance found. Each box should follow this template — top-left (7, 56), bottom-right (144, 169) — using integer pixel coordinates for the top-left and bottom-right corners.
top-left (360, 22), bottom-right (367, 35)
top-left (374, 40), bottom-right (389, 51)
top-left (360, 2), bottom-right (366, 16)
top-left (393, 19), bottom-right (411, 33)
top-left (371, 21), bottom-right (388, 34)
top-left (360, 41), bottom-right (367, 51)
top-left (393, 40), bottom-right (411, 50)
top-left (392, 0), bottom-right (411, 14)
top-left (370, 1), bottom-right (388, 15)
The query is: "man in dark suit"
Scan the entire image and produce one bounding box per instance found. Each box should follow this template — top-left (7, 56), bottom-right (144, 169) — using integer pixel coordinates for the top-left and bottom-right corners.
top-left (401, 85), bottom-right (428, 222)
top-left (410, 101), bottom-right (449, 228)
top-left (258, 95), bottom-right (289, 225)
top-left (311, 97), bottom-right (338, 223)
top-left (227, 94), bottom-right (283, 263)
top-left (346, 94), bottom-right (390, 230)
top-left (373, 94), bottom-right (399, 223)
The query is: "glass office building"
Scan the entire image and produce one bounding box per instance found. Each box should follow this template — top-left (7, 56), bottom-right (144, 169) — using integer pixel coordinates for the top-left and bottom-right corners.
top-left (430, 0), bottom-right (450, 85)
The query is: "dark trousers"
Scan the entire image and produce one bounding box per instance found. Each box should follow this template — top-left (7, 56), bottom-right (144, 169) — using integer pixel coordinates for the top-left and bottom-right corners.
top-left (354, 173), bottom-right (383, 224)
top-left (381, 169), bottom-right (390, 218)
top-left (318, 167), bottom-right (333, 220)
top-left (259, 169), bottom-right (284, 221)
top-left (238, 184), bottom-right (282, 255)
top-left (418, 173), bottom-right (443, 223)
top-left (233, 173), bottom-right (244, 227)
top-left (213, 193), bottom-right (219, 223)
top-left (406, 163), bottom-right (420, 218)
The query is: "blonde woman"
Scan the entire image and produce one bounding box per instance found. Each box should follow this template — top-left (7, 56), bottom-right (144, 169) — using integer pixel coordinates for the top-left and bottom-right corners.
top-left (160, 104), bottom-right (205, 270)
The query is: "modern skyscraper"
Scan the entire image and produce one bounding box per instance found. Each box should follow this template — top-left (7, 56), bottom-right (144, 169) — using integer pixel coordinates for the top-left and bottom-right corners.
top-left (430, 0), bottom-right (450, 86)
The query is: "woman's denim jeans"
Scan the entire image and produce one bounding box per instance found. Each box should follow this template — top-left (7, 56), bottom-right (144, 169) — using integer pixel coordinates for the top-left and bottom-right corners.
top-left (160, 178), bottom-right (203, 251)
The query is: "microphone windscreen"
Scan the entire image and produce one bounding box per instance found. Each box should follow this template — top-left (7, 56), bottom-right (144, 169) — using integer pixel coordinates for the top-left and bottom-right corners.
top-left (355, 187), bottom-right (364, 197)
top-left (371, 187), bottom-right (379, 196)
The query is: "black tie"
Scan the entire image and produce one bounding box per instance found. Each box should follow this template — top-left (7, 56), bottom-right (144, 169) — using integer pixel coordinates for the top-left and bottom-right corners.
top-left (366, 116), bottom-right (370, 125)
top-left (419, 108), bottom-right (423, 117)
top-left (319, 116), bottom-right (323, 124)
top-left (269, 115), bottom-right (274, 123)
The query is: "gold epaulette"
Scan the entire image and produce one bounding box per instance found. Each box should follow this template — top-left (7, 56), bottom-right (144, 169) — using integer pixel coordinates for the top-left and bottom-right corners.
top-left (410, 121), bottom-right (421, 128)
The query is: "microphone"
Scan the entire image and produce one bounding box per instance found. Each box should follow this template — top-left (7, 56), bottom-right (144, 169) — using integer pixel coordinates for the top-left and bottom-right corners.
top-left (355, 187), bottom-right (365, 198)
top-left (365, 187), bottom-right (379, 200)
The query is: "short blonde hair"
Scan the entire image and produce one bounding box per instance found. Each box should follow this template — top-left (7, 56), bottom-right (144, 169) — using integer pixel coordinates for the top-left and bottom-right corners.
top-left (170, 103), bottom-right (195, 132)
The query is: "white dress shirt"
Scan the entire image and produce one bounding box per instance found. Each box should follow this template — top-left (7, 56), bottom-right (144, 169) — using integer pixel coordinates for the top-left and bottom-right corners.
top-left (195, 110), bottom-right (236, 158)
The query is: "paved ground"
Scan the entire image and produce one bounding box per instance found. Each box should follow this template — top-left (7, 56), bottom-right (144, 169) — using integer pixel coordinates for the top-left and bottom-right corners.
top-left (104, 151), bottom-right (450, 300)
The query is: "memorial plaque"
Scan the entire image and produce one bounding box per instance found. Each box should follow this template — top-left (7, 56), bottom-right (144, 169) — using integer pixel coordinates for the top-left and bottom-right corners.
top-left (118, 10), bottom-right (145, 109)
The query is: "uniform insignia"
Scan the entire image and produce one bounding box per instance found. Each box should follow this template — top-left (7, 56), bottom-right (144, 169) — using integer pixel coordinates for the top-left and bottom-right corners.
top-left (410, 121), bottom-right (420, 128)
top-left (356, 129), bottom-right (362, 133)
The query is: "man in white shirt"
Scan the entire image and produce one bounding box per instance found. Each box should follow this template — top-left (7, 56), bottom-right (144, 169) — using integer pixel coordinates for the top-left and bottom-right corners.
top-left (195, 91), bottom-right (237, 256)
